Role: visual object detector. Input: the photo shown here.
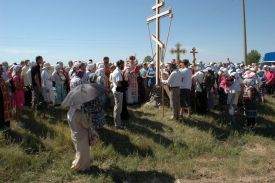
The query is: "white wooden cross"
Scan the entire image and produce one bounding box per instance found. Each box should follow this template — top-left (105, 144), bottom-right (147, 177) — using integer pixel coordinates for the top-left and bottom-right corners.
top-left (147, 0), bottom-right (172, 86)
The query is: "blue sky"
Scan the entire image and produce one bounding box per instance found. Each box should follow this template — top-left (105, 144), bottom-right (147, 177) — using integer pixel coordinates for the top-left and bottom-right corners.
top-left (0, 0), bottom-right (274, 65)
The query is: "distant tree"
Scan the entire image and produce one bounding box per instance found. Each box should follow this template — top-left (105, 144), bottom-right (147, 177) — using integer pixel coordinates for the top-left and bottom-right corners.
top-left (143, 56), bottom-right (153, 63)
top-left (247, 50), bottom-right (261, 65)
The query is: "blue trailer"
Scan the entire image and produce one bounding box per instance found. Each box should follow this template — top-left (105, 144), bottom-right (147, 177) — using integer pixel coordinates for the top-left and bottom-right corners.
top-left (261, 52), bottom-right (275, 66)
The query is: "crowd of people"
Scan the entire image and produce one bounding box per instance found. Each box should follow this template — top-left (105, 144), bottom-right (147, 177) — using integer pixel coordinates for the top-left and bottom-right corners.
top-left (0, 55), bottom-right (275, 172)
top-left (163, 60), bottom-right (275, 129)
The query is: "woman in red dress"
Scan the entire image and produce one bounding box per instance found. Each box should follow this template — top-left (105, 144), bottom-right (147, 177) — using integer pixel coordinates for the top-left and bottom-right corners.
top-left (12, 65), bottom-right (25, 127)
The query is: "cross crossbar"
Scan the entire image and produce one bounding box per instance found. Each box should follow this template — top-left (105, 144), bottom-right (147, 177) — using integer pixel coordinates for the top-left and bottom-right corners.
top-left (152, 34), bottom-right (165, 48)
top-left (147, 9), bottom-right (171, 22)
top-left (152, 1), bottom-right (164, 10)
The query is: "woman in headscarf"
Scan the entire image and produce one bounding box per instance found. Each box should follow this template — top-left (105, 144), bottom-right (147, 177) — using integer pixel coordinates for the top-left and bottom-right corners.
top-left (218, 68), bottom-right (230, 110)
top-left (41, 63), bottom-right (54, 104)
top-left (95, 68), bottom-right (108, 88)
top-left (88, 73), bottom-right (97, 84)
top-left (67, 73), bottom-right (99, 172)
top-left (12, 65), bottom-right (25, 127)
top-left (52, 64), bottom-right (67, 105)
top-left (7, 65), bottom-right (14, 79)
top-left (242, 70), bottom-right (259, 130)
top-left (85, 73), bottom-right (105, 129)
top-left (82, 64), bottom-right (96, 84)
top-left (0, 64), bottom-right (12, 129)
top-left (125, 56), bottom-right (139, 104)
top-left (58, 62), bottom-right (70, 93)
top-left (95, 67), bottom-right (109, 111)
top-left (69, 62), bottom-right (79, 79)
top-left (70, 71), bottom-right (83, 90)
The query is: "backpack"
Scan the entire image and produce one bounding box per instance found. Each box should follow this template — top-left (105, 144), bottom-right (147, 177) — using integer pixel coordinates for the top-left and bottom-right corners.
top-left (202, 71), bottom-right (215, 91)
top-left (116, 71), bottom-right (129, 92)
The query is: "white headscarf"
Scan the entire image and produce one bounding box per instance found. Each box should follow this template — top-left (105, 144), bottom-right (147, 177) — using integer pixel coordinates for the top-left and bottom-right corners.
top-left (95, 68), bottom-right (105, 77)
top-left (12, 65), bottom-right (21, 77)
top-left (43, 63), bottom-right (51, 70)
top-left (55, 64), bottom-right (61, 71)
top-left (87, 64), bottom-right (96, 72)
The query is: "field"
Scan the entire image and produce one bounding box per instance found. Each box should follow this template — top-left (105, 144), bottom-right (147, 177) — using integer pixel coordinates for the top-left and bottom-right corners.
top-left (0, 96), bottom-right (274, 183)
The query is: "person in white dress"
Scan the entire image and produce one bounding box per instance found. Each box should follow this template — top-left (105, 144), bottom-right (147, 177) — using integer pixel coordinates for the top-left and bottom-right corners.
top-left (41, 63), bottom-right (54, 103)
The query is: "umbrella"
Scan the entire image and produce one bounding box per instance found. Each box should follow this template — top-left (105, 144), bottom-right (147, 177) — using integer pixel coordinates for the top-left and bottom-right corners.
top-left (62, 83), bottom-right (107, 108)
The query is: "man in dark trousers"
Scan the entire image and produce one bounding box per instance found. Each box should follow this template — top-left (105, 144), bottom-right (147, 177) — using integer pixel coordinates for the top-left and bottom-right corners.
top-left (31, 56), bottom-right (46, 114)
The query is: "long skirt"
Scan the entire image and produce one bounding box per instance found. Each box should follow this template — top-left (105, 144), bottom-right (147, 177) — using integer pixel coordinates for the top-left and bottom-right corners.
top-left (127, 77), bottom-right (138, 104)
top-left (42, 87), bottom-right (54, 103)
top-left (13, 90), bottom-right (25, 111)
top-left (68, 109), bottom-right (91, 171)
top-left (54, 84), bottom-right (67, 105)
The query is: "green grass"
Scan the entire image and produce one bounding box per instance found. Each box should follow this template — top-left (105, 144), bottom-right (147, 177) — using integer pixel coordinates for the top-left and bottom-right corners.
top-left (0, 96), bottom-right (275, 183)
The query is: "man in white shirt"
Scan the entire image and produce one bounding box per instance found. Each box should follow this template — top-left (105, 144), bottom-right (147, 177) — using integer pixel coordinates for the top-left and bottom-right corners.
top-left (179, 59), bottom-right (192, 116)
top-left (162, 63), bottom-right (181, 120)
top-left (192, 69), bottom-right (207, 114)
top-left (112, 60), bottom-right (125, 129)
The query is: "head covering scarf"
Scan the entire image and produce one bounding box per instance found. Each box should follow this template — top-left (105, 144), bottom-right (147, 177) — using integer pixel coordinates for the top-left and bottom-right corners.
top-left (88, 73), bottom-right (97, 83)
top-left (55, 64), bottom-right (61, 71)
top-left (243, 71), bottom-right (256, 79)
top-left (87, 64), bottom-right (95, 72)
top-left (95, 68), bottom-right (106, 77)
top-left (12, 65), bottom-right (21, 77)
top-left (43, 63), bottom-right (51, 70)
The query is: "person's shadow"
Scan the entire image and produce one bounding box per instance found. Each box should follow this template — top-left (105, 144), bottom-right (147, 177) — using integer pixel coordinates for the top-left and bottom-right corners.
top-left (82, 165), bottom-right (175, 183)
top-left (4, 129), bottom-right (45, 154)
top-left (97, 128), bottom-right (154, 157)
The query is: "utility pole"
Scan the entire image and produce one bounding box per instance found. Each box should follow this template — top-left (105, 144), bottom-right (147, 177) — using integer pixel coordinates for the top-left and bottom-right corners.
top-left (242, 0), bottom-right (248, 66)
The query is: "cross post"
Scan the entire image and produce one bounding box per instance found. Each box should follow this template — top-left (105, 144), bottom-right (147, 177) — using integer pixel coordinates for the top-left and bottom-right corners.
top-left (190, 47), bottom-right (198, 71)
top-left (147, 0), bottom-right (172, 86)
top-left (170, 43), bottom-right (186, 63)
